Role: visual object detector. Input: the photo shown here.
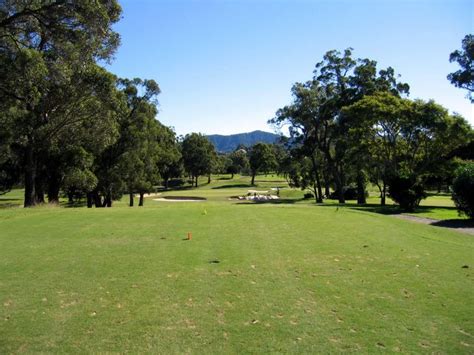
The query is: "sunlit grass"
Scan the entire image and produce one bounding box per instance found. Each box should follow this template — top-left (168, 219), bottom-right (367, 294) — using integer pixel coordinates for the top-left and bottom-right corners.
top-left (0, 175), bottom-right (472, 352)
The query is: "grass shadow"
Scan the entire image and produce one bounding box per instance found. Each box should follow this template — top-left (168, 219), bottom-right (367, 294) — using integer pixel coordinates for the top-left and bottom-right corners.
top-left (61, 201), bottom-right (87, 208)
top-left (212, 184), bottom-right (253, 190)
top-left (255, 179), bottom-right (287, 183)
top-left (0, 202), bottom-right (22, 209)
top-left (158, 185), bottom-right (195, 192)
top-left (431, 219), bottom-right (474, 228)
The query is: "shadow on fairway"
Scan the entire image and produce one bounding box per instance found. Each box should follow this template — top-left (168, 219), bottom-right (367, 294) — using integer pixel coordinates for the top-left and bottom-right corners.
top-left (212, 184), bottom-right (253, 189)
top-left (0, 197), bottom-right (22, 209)
top-left (431, 219), bottom-right (474, 228)
top-left (0, 202), bottom-right (21, 209)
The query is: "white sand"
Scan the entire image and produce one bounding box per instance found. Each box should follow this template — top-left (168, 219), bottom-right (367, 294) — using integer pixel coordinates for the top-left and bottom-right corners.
top-left (152, 198), bottom-right (205, 202)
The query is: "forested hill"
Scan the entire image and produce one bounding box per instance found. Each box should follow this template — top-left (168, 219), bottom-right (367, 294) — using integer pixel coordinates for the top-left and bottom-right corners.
top-left (206, 130), bottom-right (280, 152)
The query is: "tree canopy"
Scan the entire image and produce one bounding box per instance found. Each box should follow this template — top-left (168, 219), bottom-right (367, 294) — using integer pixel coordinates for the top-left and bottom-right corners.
top-left (448, 34), bottom-right (474, 102)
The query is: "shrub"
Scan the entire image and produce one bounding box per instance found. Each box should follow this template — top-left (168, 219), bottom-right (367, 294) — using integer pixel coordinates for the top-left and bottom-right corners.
top-left (328, 186), bottom-right (360, 200)
top-left (303, 193), bottom-right (314, 199)
top-left (452, 163), bottom-right (474, 219)
top-left (388, 174), bottom-right (426, 212)
top-left (167, 178), bottom-right (185, 188)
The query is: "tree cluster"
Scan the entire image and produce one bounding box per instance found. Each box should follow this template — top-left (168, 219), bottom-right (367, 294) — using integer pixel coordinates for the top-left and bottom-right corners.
top-left (0, 1), bottom-right (181, 207)
top-left (271, 48), bottom-right (473, 211)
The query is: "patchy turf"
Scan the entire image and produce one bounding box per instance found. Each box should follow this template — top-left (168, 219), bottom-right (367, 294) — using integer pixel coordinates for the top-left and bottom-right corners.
top-left (1, 176), bottom-right (473, 353)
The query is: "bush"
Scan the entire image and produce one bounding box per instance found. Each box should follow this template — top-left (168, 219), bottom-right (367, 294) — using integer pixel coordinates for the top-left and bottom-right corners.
top-left (303, 193), bottom-right (314, 199)
top-left (167, 178), bottom-right (185, 188)
top-left (388, 174), bottom-right (426, 212)
top-left (452, 163), bottom-right (474, 219)
top-left (328, 186), bottom-right (359, 200)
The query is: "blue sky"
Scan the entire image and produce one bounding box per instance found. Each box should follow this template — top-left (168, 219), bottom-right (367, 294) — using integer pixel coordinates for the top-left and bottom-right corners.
top-left (107, 0), bottom-right (473, 135)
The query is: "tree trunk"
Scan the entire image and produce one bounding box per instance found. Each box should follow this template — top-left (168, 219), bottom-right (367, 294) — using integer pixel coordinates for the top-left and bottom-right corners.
top-left (68, 192), bottom-right (74, 204)
top-left (324, 182), bottom-right (330, 199)
top-left (310, 153), bottom-right (323, 203)
top-left (164, 178), bottom-right (169, 189)
top-left (36, 188), bottom-right (45, 204)
top-left (86, 192), bottom-right (93, 208)
top-left (129, 193), bottom-right (134, 207)
top-left (195, 175), bottom-right (198, 187)
top-left (325, 153), bottom-right (345, 204)
top-left (93, 191), bottom-right (102, 208)
top-left (231, 172), bottom-right (234, 179)
top-left (315, 172), bottom-right (323, 203)
top-left (139, 193), bottom-right (144, 206)
top-left (381, 182), bottom-right (387, 206)
top-left (24, 145), bottom-right (37, 207)
top-left (207, 174), bottom-right (211, 184)
top-left (251, 173), bottom-right (255, 185)
top-left (105, 192), bottom-right (112, 207)
top-left (334, 174), bottom-right (345, 204)
top-left (47, 177), bottom-right (61, 204)
top-left (357, 171), bottom-right (366, 205)
top-left (34, 172), bottom-right (46, 204)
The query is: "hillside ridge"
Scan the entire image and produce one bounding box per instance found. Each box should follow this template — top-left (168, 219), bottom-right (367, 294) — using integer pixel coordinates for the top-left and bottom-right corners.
top-left (206, 130), bottom-right (280, 152)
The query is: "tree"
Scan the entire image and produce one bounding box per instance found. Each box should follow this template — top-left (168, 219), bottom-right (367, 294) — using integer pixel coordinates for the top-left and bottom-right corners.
top-left (181, 134), bottom-right (216, 187)
top-left (0, 0), bottom-right (122, 207)
top-left (227, 149), bottom-right (249, 179)
top-left (92, 78), bottom-right (162, 208)
top-left (270, 81), bottom-right (327, 202)
top-left (248, 143), bottom-right (277, 185)
top-left (343, 92), bottom-right (472, 210)
top-left (156, 126), bottom-right (182, 189)
top-left (452, 162), bottom-right (474, 219)
top-left (271, 49), bottom-right (409, 204)
top-left (448, 34), bottom-right (474, 102)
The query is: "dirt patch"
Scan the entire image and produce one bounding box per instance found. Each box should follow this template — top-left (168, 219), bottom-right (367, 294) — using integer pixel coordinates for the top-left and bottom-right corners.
top-left (392, 214), bottom-right (474, 235)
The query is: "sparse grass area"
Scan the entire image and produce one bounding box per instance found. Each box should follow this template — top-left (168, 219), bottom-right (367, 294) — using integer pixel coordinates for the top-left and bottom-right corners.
top-left (0, 175), bottom-right (472, 352)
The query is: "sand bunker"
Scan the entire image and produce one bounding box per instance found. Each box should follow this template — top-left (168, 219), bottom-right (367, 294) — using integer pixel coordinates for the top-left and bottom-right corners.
top-left (229, 190), bottom-right (280, 201)
top-left (153, 196), bottom-right (206, 202)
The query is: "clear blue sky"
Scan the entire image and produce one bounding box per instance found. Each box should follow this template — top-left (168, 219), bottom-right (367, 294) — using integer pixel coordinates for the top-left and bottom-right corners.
top-left (107, 0), bottom-right (473, 135)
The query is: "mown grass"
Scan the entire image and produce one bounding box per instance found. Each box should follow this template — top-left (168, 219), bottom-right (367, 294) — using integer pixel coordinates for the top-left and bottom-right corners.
top-left (0, 175), bottom-right (472, 353)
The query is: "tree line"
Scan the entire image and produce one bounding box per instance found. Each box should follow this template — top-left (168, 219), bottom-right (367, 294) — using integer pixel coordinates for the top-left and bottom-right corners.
top-left (0, 1), bottom-right (175, 207)
top-left (0, 2), bottom-right (472, 212)
top-left (0, 1), bottom-right (280, 207)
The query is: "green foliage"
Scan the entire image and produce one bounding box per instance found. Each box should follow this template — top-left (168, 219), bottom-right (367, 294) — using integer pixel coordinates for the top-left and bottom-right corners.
top-left (181, 133), bottom-right (216, 186)
top-left (0, 0), bottom-right (122, 207)
top-left (227, 149), bottom-right (250, 176)
top-left (155, 126), bottom-right (182, 187)
top-left (248, 143), bottom-right (277, 184)
top-left (271, 49), bottom-right (411, 204)
top-left (63, 168), bottom-right (98, 195)
top-left (343, 92), bottom-right (472, 209)
top-left (388, 174), bottom-right (427, 212)
top-left (448, 34), bottom-right (474, 102)
top-left (451, 162), bottom-right (474, 218)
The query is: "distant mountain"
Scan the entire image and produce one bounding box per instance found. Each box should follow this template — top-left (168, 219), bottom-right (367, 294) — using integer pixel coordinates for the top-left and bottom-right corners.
top-left (206, 130), bottom-right (281, 153)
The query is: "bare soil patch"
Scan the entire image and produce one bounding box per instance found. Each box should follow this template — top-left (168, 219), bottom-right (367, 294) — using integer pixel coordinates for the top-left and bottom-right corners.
top-left (393, 214), bottom-right (474, 235)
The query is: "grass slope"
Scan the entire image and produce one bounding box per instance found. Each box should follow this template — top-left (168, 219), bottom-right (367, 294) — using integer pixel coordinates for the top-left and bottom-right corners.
top-left (0, 177), bottom-right (473, 352)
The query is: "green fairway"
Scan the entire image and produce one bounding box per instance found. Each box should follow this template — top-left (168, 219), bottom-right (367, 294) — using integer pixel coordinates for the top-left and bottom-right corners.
top-left (0, 178), bottom-right (473, 353)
